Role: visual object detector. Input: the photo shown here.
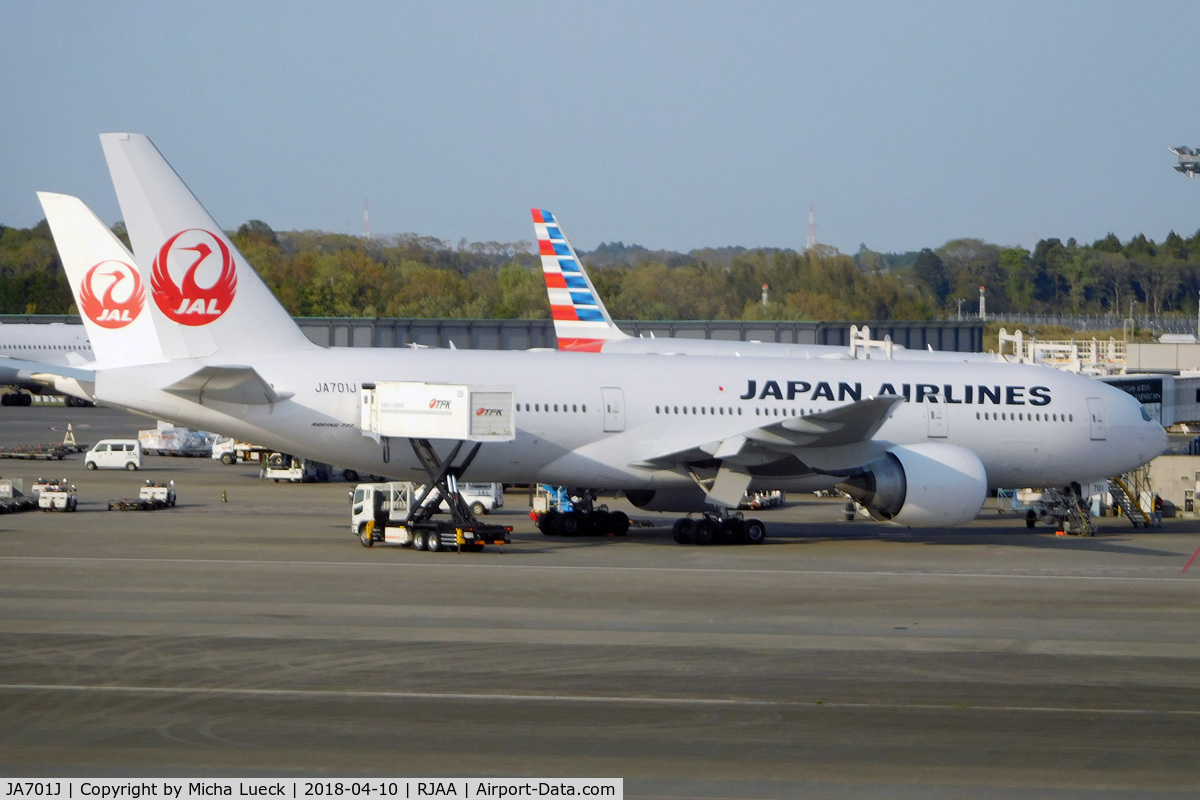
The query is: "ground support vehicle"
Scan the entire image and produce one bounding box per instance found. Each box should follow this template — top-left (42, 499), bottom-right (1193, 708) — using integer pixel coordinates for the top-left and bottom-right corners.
top-left (84, 439), bottom-right (142, 470)
top-left (351, 441), bottom-right (510, 553)
top-left (0, 479), bottom-right (37, 513)
top-left (212, 436), bottom-right (271, 465)
top-left (445, 481), bottom-right (504, 515)
top-left (260, 453), bottom-right (332, 483)
top-left (108, 480), bottom-right (177, 511)
top-left (138, 421), bottom-right (214, 456)
top-left (1012, 487), bottom-right (1095, 536)
top-left (260, 452), bottom-right (360, 482)
top-left (38, 481), bottom-right (78, 511)
top-left (352, 479), bottom-right (511, 552)
top-left (738, 490), bottom-right (784, 510)
top-left (0, 444), bottom-right (75, 460)
top-left (531, 485), bottom-right (632, 537)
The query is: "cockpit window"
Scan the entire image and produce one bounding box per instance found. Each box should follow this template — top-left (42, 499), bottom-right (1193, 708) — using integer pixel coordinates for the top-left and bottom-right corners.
top-left (1140, 407), bottom-right (1153, 422)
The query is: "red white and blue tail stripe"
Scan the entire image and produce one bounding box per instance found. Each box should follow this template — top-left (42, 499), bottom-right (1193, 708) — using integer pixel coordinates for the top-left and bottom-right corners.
top-left (532, 209), bottom-right (627, 352)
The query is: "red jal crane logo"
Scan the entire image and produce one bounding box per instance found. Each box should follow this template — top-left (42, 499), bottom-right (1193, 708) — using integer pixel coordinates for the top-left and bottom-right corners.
top-left (79, 260), bottom-right (145, 329)
top-left (151, 228), bottom-right (237, 325)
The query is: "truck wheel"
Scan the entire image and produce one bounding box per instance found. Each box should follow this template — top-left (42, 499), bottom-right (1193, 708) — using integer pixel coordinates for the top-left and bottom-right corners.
top-left (412, 530), bottom-right (427, 551)
top-left (427, 531), bottom-right (442, 552)
top-left (358, 523), bottom-right (374, 547)
top-left (671, 518), bottom-right (693, 544)
top-left (1025, 510), bottom-right (1037, 529)
top-left (692, 519), bottom-right (717, 546)
top-left (220, 453), bottom-right (234, 465)
top-left (538, 510), bottom-right (559, 535)
top-left (610, 510), bottom-right (630, 536)
top-left (471, 501), bottom-right (486, 516)
top-left (559, 512), bottom-right (580, 536)
top-left (126, 462), bottom-right (138, 471)
top-left (743, 519), bottom-right (766, 545)
top-left (86, 461), bottom-right (97, 470)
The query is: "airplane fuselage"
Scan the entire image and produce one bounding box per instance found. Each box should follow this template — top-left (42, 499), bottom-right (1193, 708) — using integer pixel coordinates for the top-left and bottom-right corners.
top-left (95, 347), bottom-right (1165, 493)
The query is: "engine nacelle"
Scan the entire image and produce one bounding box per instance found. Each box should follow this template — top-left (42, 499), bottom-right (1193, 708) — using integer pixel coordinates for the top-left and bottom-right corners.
top-left (836, 442), bottom-right (987, 527)
top-left (624, 486), bottom-right (711, 512)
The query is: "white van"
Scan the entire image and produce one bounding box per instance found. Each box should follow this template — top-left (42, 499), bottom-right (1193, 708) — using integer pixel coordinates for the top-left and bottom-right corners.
top-left (85, 439), bottom-right (142, 471)
top-left (438, 482), bottom-right (505, 515)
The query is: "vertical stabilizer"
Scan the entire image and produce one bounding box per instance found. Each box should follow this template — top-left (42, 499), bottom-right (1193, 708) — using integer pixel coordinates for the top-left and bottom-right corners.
top-left (531, 209), bottom-right (628, 351)
top-left (99, 133), bottom-right (316, 359)
top-left (38, 192), bottom-right (165, 368)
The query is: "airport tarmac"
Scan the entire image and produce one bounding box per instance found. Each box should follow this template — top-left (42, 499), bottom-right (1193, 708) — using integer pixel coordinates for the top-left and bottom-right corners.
top-left (1, 404), bottom-right (1199, 798)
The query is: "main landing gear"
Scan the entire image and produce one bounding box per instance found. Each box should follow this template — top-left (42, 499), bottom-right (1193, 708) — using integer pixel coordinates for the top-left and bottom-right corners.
top-left (671, 510), bottom-right (766, 546)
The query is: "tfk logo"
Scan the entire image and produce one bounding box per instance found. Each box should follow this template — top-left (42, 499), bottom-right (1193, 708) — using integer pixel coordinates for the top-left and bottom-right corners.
top-left (151, 228), bottom-right (237, 326)
top-left (476, 407), bottom-right (504, 416)
top-left (79, 260), bottom-right (145, 329)
top-left (428, 399), bottom-right (452, 410)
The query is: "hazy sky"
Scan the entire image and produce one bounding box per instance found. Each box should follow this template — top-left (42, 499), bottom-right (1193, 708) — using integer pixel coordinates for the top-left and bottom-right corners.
top-left (3, 1), bottom-right (1198, 254)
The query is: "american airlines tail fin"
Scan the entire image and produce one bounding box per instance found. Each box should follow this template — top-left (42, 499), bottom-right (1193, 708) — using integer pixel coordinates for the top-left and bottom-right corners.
top-left (99, 133), bottom-right (316, 360)
top-left (38, 192), bottom-right (165, 368)
top-left (531, 209), bottom-right (629, 351)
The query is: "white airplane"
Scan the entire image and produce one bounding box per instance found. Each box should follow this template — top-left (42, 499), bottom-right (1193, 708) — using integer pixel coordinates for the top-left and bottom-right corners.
top-left (0, 323), bottom-right (95, 405)
top-left (531, 208), bottom-right (998, 362)
top-left (35, 133), bottom-right (1167, 545)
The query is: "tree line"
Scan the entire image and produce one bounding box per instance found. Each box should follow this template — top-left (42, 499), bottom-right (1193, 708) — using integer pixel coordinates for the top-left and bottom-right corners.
top-left (3, 217), bottom-right (1200, 324)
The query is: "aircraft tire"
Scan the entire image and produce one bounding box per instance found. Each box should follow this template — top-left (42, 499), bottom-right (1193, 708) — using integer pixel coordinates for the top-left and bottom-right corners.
top-left (717, 519), bottom-right (740, 544)
top-left (538, 510), bottom-right (558, 535)
top-left (671, 518), bottom-right (693, 544)
top-left (558, 512), bottom-right (580, 536)
top-left (691, 519), bottom-right (717, 546)
top-left (743, 519), bottom-right (766, 545)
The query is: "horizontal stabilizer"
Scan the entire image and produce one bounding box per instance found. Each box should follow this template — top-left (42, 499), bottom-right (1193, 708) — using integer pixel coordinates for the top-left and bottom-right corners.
top-left (163, 365), bottom-right (292, 406)
top-left (0, 355), bottom-right (95, 384)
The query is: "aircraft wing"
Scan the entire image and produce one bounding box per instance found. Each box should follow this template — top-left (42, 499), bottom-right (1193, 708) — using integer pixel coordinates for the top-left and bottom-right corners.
top-left (163, 365), bottom-right (293, 406)
top-left (635, 395), bottom-right (904, 469)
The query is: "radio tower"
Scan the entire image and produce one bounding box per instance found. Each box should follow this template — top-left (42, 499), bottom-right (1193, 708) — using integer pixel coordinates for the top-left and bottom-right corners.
top-left (806, 203), bottom-right (816, 250)
top-left (363, 199), bottom-right (371, 239)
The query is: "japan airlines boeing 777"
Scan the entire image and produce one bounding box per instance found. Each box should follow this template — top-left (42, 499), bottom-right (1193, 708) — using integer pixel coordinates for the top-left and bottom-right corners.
top-left (35, 134), bottom-right (1167, 542)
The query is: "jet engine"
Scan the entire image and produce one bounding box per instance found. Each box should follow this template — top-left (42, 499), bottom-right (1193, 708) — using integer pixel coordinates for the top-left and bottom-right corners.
top-left (836, 442), bottom-right (987, 527)
top-left (624, 486), bottom-right (711, 512)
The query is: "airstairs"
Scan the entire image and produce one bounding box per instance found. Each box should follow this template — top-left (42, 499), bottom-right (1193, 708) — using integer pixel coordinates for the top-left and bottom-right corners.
top-left (1109, 466), bottom-right (1155, 527)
